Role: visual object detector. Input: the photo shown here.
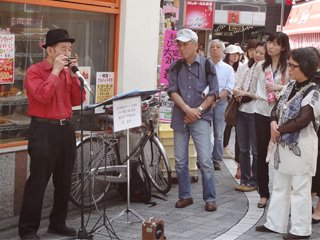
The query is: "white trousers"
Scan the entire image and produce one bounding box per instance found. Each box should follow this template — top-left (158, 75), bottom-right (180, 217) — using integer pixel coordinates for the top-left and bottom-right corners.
top-left (265, 170), bottom-right (312, 236)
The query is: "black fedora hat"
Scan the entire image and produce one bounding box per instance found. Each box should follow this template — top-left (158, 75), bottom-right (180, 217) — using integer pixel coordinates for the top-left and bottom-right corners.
top-left (42, 29), bottom-right (75, 48)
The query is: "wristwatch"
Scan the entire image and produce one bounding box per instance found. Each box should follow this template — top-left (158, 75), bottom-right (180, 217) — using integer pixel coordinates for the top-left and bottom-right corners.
top-left (198, 106), bottom-right (205, 113)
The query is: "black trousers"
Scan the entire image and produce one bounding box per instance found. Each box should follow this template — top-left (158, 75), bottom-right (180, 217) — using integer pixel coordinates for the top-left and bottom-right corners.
top-left (19, 120), bottom-right (76, 237)
top-left (312, 153), bottom-right (320, 196)
top-left (254, 113), bottom-right (270, 199)
top-left (223, 124), bottom-right (240, 163)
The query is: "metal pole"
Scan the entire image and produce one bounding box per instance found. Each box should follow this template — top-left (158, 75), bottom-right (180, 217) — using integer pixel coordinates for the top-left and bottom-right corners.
top-left (177, 0), bottom-right (185, 30)
top-left (280, 0), bottom-right (285, 32)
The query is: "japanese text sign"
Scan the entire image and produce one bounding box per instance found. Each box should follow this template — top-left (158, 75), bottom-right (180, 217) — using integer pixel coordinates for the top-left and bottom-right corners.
top-left (0, 34), bottom-right (15, 84)
top-left (95, 72), bottom-right (114, 113)
top-left (96, 72), bottom-right (114, 103)
top-left (11, 17), bottom-right (43, 28)
top-left (159, 30), bottom-right (182, 86)
top-left (186, 1), bottom-right (214, 29)
top-left (113, 96), bottom-right (142, 132)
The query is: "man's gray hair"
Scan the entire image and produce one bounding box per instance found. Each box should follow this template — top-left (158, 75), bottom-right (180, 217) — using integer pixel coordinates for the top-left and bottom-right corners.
top-left (208, 39), bottom-right (225, 52)
top-left (191, 39), bottom-right (197, 44)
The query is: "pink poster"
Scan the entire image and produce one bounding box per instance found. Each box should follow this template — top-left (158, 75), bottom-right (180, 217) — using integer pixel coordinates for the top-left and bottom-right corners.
top-left (159, 30), bottom-right (182, 86)
top-left (185, 1), bottom-right (214, 30)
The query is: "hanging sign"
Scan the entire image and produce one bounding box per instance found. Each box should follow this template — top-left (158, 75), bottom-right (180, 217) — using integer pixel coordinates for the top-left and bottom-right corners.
top-left (159, 30), bottom-right (182, 86)
top-left (185, 1), bottom-right (214, 29)
top-left (0, 34), bottom-right (15, 84)
top-left (95, 72), bottom-right (114, 113)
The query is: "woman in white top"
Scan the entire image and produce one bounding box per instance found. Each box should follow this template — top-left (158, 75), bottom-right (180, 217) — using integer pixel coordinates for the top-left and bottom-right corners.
top-left (222, 45), bottom-right (241, 162)
top-left (256, 47), bottom-right (320, 240)
top-left (250, 32), bottom-right (290, 208)
top-left (233, 41), bottom-right (267, 192)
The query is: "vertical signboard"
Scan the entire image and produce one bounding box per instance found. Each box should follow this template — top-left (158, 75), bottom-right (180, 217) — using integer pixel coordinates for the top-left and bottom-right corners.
top-left (95, 72), bottom-right (114, 113)
top-left (185, 1), bottom-right (214, 29)
top-left (159, 30), bottom-right (182, 86)
top-left (228, 11), bottom-right (240, 23)
top-left (0, 34), bottom-right (15, 84)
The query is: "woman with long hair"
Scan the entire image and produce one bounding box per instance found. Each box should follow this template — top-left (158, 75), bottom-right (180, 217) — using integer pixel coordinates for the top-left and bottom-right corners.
top-left (250, 32), bottom-right (290, 208)
top-left (233, 41), bottom-right (267, 192)
top-left (256, 47), bottom-right (320, 240)
top-left (222, 45), bottom-right (241, 164)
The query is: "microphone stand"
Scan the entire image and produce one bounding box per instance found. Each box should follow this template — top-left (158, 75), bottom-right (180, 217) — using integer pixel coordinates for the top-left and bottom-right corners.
top-left (77, 81), bottom-right (89, 239)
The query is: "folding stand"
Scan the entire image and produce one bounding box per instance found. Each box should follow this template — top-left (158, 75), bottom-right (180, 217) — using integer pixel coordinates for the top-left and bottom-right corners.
top-left (110, 128), bottom-right (145, 224)
top-left (88, 136), bottom-right (119, 239)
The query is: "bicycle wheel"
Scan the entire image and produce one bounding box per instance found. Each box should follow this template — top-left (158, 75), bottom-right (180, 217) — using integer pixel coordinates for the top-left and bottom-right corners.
top-left (70, 136), bottom-right (117, 208)
top-left (141, 135), bottom-right (172, 193)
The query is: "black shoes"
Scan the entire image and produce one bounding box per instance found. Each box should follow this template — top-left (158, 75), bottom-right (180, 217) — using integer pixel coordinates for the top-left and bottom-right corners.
top-left (283, 233), bottom-right (310, 239)
top-left (48, 224), bottom-right (77, 236)
top-left (255, 225), bottom-right (276, 233)
top-left (213, 161), bottom-right (221, 170)
top-left (20, 233), bottom-right (40, 240)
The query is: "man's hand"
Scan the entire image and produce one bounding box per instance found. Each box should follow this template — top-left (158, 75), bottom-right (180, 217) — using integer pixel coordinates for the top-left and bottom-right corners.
top-left (183, 107), bottom-right (201, 124)
top-left (52, 54), bottom-right (69, 76)
top-left (270, 121), bottom-right (280, 142)
top-left (68, 53), bottom-right (79, 77)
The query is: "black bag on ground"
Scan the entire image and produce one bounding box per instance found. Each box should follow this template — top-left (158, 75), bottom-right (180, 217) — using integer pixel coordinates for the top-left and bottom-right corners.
top-left (116, 160), bottom-right (152, 204)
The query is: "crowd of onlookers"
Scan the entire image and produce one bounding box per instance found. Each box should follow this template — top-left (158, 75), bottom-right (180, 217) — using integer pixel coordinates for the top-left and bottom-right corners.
top-left (168, 28), bottom-right (320, 240)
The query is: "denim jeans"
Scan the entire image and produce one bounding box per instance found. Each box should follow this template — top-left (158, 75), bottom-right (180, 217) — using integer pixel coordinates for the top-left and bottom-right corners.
top-left (212, 98), bottom-right (228, 163)
top-left (236, 111), bottom-right (258, 186)
top-left (174, 119), bottom-right (216, 202)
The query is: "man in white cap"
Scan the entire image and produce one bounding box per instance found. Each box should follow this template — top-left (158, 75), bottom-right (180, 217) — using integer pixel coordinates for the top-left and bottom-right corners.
top-left (168, 29), bottom-right (219, 211)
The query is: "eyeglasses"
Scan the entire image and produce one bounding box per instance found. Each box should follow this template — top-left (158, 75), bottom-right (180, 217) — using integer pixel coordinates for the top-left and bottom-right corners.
top-left (287, 62), bottom-right (300, 70)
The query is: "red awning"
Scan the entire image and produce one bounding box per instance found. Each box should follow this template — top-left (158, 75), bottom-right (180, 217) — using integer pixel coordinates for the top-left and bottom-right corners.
top-left (283, 0), bottom-right (320, 35)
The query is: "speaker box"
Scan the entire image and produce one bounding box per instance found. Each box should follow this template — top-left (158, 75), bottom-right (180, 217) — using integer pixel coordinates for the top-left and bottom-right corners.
top-left (142, 218), bottom-right (165, 240)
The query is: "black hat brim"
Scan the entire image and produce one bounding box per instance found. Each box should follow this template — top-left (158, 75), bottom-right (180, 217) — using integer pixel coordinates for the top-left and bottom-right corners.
top-left (42, 38), bottom-right (75, 48)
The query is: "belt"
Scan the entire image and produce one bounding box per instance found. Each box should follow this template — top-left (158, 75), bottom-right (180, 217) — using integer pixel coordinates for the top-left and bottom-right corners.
top-left (32, 117), bottom-right (71, 126)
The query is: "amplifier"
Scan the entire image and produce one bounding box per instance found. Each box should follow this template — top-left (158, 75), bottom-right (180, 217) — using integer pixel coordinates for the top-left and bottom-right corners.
top-left (142, 217), bottom-right (165, 240)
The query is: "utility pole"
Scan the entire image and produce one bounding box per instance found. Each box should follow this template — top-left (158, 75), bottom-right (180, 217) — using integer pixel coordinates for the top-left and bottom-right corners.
top-left (177, 0), bottom-right (185, 30)
top-left (280, 0), bottom-right (285, 31)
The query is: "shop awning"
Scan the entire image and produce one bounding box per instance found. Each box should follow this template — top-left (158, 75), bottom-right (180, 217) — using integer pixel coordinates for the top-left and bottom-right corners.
top-left (283, 0), bottom-right (320, 35)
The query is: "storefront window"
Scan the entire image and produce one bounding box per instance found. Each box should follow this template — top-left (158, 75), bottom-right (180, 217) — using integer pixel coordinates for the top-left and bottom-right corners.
top-left (0, 2), bottom-right (115, 145)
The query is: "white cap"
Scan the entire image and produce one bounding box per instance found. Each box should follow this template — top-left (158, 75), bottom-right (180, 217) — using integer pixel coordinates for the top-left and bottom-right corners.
top-left (173, 29), bottom-right (198, 44)
top-left (225, 45), bottom-right (241, 54)
top-left (237, 46), bottom-right (244, 54)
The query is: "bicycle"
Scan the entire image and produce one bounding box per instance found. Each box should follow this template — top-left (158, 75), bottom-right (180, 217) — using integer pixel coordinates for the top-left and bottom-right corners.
top-left (70, 95), bottom-right (172, 208)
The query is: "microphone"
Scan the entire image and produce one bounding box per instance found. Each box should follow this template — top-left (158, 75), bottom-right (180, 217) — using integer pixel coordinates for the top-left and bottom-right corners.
top-left (71, 66), bottom-right (93, 94)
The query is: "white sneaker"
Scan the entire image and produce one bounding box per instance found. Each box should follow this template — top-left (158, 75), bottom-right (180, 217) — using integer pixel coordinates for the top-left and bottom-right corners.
top-left (222, 148), bottom-right (235, 159)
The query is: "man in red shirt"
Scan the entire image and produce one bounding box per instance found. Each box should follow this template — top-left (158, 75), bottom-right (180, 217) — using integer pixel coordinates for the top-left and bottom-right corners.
top-left (19, 29), bottom-right (86, 240)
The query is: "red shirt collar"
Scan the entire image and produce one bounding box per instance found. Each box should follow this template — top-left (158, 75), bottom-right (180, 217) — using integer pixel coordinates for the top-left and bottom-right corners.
top-left (42, 58), bottom-right (53, 71)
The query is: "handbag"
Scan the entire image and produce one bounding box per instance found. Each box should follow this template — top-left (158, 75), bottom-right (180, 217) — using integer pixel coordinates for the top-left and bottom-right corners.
top-left (224, 97), bottom-right (240, 126)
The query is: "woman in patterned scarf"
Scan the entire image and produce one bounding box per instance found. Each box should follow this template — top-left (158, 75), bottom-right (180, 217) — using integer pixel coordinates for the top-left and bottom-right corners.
top-left (256, 47), bottom-right (320, 240)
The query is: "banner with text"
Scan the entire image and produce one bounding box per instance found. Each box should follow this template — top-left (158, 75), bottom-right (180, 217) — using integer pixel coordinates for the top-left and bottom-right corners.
top-left (0, 34), bottom-right (15, 84)
top-left (159, 30), bottom-right (182, 86)
top-left (185, 1), bottom-right (214, 29)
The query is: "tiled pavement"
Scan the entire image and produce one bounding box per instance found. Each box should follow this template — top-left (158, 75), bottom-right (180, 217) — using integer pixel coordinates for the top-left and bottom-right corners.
top-left (1, 130), bottom-right (320, 239)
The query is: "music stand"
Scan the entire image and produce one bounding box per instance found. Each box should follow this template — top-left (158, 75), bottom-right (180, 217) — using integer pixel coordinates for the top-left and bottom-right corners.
top-left (85, 90), bottom-right (160, 225)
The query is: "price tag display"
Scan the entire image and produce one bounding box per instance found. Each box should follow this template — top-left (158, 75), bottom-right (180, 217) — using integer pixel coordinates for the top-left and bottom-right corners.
top-left (0, 34), bottom-right (15, 84)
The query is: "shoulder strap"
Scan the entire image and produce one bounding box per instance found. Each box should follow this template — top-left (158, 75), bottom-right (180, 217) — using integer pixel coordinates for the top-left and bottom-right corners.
top-left (205, 59), bottom-right (215, 79)
top-left (172, 59), bottom-right (183, 76)
top-left (303, 84), bottom-right (319, 98)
